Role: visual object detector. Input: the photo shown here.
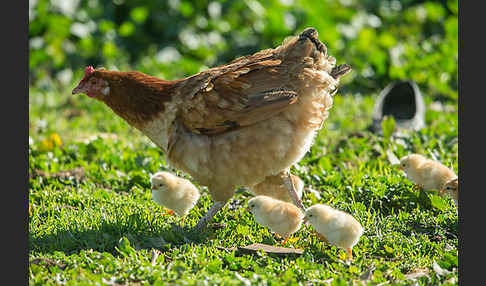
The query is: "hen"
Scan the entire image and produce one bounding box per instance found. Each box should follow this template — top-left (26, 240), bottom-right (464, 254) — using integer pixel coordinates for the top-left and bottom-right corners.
top-left (72, 28), bottom-right (351, 232)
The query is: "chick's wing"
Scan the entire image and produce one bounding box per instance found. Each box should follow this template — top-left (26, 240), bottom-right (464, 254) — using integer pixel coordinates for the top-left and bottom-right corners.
top-left (179, 52), bottom-right (298, 135)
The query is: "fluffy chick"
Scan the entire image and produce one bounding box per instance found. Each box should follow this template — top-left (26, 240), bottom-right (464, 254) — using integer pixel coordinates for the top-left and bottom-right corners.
top-left (440, 177), bottom-right (458, 205)
top-left (251, 172), bottom-right (304, 203)
top-left (304, 204), bottom-right (363, 261)
top-left (399, 154), bottom-right (457, 191)
top-left (247, 195), bottom-right (304, 245)
top-left (150, 171), bottom-right (201, 220)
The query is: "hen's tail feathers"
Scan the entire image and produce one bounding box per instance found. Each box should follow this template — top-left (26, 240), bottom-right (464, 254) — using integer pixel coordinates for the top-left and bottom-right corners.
top-left (330, 64), bottom-right (352, 79)
top-left (298, 27), bottom-right (327, 56)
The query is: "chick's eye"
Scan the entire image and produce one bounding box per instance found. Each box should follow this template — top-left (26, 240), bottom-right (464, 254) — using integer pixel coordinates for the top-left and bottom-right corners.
top-left (309, 214), bottom-right (313, 217)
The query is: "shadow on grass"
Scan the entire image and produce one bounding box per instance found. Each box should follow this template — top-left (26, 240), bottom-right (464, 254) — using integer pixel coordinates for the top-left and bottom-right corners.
top-left (29, 218), bottom-right (217, 255)
top-left (398, 220), bottom-right (458, 242)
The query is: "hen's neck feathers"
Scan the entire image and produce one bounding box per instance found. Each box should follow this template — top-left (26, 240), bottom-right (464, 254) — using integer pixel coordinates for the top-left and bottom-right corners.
top-left (97, 70), bottom-right (180, 129)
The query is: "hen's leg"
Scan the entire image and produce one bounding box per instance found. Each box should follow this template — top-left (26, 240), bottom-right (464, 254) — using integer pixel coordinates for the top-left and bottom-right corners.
top-left (193, 200), bottom-right (227, 232)
top-left (283, 171), bottom-right (306, 212)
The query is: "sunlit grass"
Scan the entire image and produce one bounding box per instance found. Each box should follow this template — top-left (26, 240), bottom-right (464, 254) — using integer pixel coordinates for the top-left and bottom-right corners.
top-left (29, 83), bottom-right (458, 285)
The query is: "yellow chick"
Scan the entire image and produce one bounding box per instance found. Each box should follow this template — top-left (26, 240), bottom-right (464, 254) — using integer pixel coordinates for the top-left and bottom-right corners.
top-left (399, 154), bottom-right (457, 191)
top-left (439, 177), bottom-right (458, 205)
top-left (251, 173), bottom-right (304, 203)
top-left (304, 204), bottom-right (364, 261)
top-left (247, 195), bottom-right (304, 245)
top-left (150, 171), bottom-right (201, 220)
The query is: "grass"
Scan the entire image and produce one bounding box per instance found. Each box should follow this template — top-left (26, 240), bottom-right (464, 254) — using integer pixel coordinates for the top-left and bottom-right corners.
top-left (29, 83), bottom-right (458, 285)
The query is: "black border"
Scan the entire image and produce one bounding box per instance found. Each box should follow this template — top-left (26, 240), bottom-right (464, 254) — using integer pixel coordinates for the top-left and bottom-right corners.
top-left (458, 1), bottom-right (482, 285)
top-left (8, 0), bottom-right (28, 284)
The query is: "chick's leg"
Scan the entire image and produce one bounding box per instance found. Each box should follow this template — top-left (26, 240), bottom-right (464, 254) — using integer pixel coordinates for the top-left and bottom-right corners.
top-left (281, 236), bottom-right (289, 246)
top-left (312, 231), bottom-right (328, 244)
top-left (193, 200), bottom-right (227, 232)
top-left (161, 209), bottom-right (175, 216)
top-left (283, 171), bottom-right (306, 212)
top-left (346, 248), bottom-right (353, 261)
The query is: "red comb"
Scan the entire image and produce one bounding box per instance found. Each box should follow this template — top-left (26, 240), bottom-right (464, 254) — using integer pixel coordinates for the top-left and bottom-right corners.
top-left (85, 66), bottom-right (95, 76)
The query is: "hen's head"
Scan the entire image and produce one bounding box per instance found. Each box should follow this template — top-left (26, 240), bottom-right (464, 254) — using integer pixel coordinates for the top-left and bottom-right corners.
top-left (72, 66), bottom-right (111, 100)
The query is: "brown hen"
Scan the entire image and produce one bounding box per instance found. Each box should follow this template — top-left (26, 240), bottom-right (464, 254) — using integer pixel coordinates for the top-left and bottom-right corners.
top-left (72, 28), bottom-right (351, 232)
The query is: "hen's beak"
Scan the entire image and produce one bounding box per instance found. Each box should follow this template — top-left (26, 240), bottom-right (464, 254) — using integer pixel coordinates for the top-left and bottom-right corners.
top-left (72, 83), bottom-right (86, 95)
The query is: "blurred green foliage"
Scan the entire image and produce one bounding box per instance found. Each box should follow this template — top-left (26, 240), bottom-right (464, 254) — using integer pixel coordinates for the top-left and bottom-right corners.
top-left (29, 0), bottom-right (457, 100)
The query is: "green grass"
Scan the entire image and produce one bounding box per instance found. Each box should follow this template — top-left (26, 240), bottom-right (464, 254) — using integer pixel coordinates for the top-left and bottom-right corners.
top-left (29, 84), bottom-right (458, 285)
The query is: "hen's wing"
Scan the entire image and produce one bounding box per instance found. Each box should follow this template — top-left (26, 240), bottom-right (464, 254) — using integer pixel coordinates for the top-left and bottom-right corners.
top-left (178, 51), bottom-right (298, 135)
